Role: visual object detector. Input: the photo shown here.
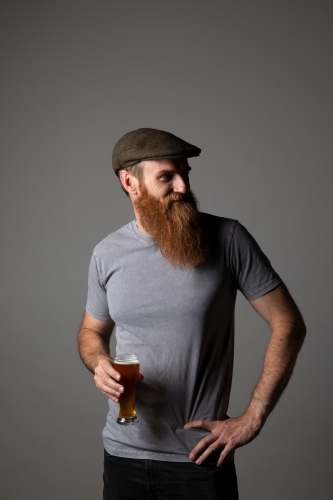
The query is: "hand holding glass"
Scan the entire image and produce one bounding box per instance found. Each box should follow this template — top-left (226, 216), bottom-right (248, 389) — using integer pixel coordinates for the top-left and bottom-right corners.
top-left (114, 354), bottom-right (140, 425)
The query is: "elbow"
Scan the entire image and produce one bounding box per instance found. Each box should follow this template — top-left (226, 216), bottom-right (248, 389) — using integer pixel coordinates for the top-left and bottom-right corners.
top-left (300, 318), bottom-right (307, 341)
top-left (294, 313), bottom-right (307, 347)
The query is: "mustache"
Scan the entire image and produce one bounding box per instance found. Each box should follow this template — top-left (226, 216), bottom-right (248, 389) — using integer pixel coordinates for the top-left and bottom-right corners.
top-left (162, 190), bottom-right (197, 207)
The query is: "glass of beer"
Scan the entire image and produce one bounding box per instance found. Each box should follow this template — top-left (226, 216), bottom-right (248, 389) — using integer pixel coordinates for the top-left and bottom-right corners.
top-left (114, 354), bottom-right (140, 425)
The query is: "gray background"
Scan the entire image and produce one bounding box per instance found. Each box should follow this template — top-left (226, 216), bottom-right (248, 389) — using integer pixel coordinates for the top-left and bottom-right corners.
top-left (1, 1), bottom-right (332, 499)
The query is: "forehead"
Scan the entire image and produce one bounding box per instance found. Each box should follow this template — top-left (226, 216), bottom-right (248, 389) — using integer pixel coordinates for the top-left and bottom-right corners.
top-left (141, 158), bottom-right (189, 176)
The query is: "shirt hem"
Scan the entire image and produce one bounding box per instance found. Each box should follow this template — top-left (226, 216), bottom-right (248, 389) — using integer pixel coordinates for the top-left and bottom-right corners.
top-left (104, 444), bottom-right (234, 464)
top-left (244, 277), bottom-right (282, 301)
top-left (85, 306), bottom-right (111, 321)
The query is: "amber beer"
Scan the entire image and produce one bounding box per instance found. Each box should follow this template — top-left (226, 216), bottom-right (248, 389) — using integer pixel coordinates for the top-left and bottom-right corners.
top-left (114, 354), bottom-right (140, 425)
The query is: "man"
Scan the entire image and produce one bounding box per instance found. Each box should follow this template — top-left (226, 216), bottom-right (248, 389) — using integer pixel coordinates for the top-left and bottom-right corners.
top-left (77, 128), bottom-right (306, 500)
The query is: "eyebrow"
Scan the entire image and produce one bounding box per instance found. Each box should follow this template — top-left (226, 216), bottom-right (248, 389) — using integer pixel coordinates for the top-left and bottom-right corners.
top-left (156, 166), bottom-right (192, 176)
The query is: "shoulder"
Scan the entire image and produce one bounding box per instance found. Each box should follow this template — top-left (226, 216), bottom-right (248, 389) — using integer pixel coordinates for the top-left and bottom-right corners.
top-left (201, 213), bottom-right (263, 244)
top-left (201, 212), bottom-right (239, 244)
top-left (201, 214), bottom-right (266, 260)
top-left (93, 221), bottom-right (135, 258)
top-left (201, 212), bottom-right (238, 231)
top-left (88, 222), bottom-right (137, 284)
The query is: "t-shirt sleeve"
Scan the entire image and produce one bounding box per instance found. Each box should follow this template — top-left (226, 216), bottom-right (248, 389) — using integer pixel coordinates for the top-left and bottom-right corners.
top-left (228, 222), bottom-right (282, 301)
top-left (85, 252), bottom-right (112, 320)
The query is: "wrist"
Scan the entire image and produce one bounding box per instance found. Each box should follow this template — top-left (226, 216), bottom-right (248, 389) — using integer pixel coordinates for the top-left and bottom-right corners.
top-left (93, 353), bottom-right (113, 372)
top-left (244, 400), bottom-right (269, 430)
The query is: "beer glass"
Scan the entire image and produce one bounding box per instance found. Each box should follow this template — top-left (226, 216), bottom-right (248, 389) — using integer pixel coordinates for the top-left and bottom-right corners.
top-left (114, 354), bottom-right (140, 425)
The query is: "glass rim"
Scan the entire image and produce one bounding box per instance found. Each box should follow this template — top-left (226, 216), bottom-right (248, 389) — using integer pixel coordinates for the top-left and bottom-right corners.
top-left (114, 354), bottom-right (139, 364)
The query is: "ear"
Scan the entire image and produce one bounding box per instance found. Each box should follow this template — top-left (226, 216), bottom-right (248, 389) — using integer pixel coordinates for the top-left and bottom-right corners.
top-left (119, 170), bottom-right (140, 196)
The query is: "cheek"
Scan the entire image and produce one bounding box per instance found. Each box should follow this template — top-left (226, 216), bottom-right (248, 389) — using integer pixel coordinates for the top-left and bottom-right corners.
top-left (151, 182), bottom-right (172, 197)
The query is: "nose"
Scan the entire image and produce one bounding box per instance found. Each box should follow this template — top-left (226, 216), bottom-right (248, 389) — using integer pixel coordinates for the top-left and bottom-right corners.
top-left (173, 173), bottom-right (189, 193)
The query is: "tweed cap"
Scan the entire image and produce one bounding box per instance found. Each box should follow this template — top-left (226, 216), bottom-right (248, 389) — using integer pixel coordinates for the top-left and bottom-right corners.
top-left (112, 128), bottom-right (201, 175)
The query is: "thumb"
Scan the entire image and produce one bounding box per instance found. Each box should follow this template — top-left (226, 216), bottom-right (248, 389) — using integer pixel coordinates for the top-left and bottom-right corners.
top-left (184, 419), bottom-right (214, 431)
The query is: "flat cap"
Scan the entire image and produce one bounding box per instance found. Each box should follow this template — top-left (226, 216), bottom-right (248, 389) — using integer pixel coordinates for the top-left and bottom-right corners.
top-left (112, 128), bottom-right (201, 175)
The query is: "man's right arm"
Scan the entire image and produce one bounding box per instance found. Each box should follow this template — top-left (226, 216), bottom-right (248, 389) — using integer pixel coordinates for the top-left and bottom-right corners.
top-left (77, 312), bottom-right (124, 403)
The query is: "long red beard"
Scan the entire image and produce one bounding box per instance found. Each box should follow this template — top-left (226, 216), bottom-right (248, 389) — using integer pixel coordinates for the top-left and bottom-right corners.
top-left (134, 185), bottom-right (210, 269)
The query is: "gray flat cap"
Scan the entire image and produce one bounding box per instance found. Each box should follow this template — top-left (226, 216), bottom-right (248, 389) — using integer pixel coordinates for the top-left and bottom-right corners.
top-left (112, 128), bottom-right (201, 175)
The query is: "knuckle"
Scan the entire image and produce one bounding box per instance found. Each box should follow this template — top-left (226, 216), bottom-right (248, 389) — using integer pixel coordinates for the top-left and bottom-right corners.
top-left (226, 439), bottom-right (236, 450)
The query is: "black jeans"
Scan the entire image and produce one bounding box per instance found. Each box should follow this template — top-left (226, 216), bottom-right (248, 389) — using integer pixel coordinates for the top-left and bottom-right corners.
top-left (103, 450), bottom-right (239, 500)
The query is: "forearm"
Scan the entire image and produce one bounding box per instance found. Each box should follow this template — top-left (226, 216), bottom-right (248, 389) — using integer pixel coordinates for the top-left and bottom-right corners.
top-left (185, 284), bottom-right (306, 466)
top-left (245, 316), bottom-right (306, 427)
top-left (77, 312), bottom-right (115, 374)
top-left (78, 328), bottom-right (112, 373)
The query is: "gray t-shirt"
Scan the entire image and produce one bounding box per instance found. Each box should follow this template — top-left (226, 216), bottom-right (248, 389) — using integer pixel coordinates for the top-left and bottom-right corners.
top-left (86, 213), bottom-right (282, 462)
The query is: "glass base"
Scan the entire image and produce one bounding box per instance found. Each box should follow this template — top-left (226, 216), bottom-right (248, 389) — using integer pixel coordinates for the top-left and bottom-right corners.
top-left (116, 415), bottom-right (139, 425)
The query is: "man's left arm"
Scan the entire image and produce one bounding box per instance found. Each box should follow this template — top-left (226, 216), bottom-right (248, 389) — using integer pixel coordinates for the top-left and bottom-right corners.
top-left (184, 283), bottom-right (306, 466)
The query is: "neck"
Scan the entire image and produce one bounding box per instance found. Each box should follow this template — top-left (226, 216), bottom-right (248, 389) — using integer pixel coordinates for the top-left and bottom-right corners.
top-left (133, 208), bottom-right (151, 236)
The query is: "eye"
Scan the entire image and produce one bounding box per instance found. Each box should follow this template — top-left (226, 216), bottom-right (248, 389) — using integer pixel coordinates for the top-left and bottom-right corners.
top-left (158, 174), bottom-right (173, 182)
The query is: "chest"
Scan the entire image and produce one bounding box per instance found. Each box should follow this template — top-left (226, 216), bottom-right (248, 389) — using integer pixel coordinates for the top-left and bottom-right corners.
top-left (104, 245), bottom-right (235, 330)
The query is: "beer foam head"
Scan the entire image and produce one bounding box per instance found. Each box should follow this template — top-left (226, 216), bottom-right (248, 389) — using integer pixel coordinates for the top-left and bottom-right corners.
top-left (114, 354), bottom-right (139, 364)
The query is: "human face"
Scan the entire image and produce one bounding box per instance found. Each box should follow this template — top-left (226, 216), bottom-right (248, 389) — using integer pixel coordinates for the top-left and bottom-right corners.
top-left (139, 159), bottom-right (191, 201)
top-left (133, 171), bottom-right (210, 269)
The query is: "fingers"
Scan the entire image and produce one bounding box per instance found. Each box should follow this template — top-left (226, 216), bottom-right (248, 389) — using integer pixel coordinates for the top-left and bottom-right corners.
top-left (188, 433), bottom-right (218, 464)
top-left (186, 416), bottom-right (261, 466)
top-left (185, 419), bottom-right (238, 466)
top-left (184, 420), bottom-right (219, 464)
top-left (188, 432), bottom-right (232, 466)
top-left (94, 358), bottom-right (144, 402)
top-left (216, 446), bottom-right (233, 467)
top-left (94, 358), bottom-right (124, 402)
top-left (94, 374), bottom-right (124, 402)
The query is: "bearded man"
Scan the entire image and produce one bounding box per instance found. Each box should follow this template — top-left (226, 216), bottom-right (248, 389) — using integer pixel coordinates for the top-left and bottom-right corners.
top-left (77, 128), bottom-right (306, 500)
